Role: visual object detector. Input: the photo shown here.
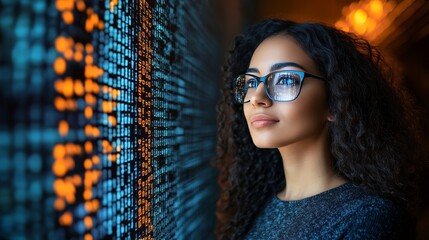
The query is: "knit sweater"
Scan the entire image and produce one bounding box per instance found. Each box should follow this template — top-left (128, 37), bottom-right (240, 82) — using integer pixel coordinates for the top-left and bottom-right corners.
top-left (244, 182), bottom-right (413, 240)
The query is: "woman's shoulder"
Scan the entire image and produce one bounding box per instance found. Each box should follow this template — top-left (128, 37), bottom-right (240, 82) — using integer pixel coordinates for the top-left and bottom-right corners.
top-left (333, 183), bottom-right (405, 226)
top-left (336, 183), bottom-right (414, 239)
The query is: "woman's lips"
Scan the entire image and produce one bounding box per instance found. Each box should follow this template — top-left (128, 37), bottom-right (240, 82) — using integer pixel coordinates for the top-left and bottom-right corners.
top-left (250, 114), bottom-right (279, 128)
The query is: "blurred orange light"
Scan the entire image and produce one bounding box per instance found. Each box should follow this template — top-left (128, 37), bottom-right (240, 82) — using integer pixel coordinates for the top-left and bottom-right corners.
top-left (84, 216), bottom-right (93, 229)
top-left (54, 198), bottom-right (66, 211)
top-left (55, 36), bottom-right (69, 53)
top-left (84, 141), bottom-right (93, 154)
top-left (56, 0), bottom-right (74, 11)
top-left (370, 0), bottom-right (384, 19)
top-left (85, 55), bottom-right (93, 64)
top-left (54, 57), bottom-right (66, 75)
top-left (77, 0), bottom-right (86, 11)
top-left (84, 233), bottom-right (93, 240)
top-left (72, 175), bottom-right (82, 186)
top-left (62, 10), bottom-right (74, 25)
top-left (92, 155), bottom-right (100, 165)
top-left (59, 211), bottom-right (73, 226)
top-left (52, 160), bottom-right (67, 177)
top-left (84, 159), bottom-right (93, 169)
top-left (54, 96), bottom-right (66, 111)
top-left (84, 106), bottom-right (93, 119)
top-left (85, 43), bottom-right (94, 53)
top-left (53, 144), bottom-right (66, 159)
top-left (74, 79), bottom-right (84, 96)
top-left (354, 9), bottom-right (368, 25)
top-left (108, 115), bottom-right (117, 126)
top-left (83, 189), bottom-right (93, 200)
top-left (74, 51), bottom-right (83, 62)
top-left (63, 77), bottom-right (74, 98)
top-left (58, 120), bottom-right (69, 136)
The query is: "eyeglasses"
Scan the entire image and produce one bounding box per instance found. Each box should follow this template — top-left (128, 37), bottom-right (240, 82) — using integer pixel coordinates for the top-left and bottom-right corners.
top-left (233, 70), bottom-right (326, 104)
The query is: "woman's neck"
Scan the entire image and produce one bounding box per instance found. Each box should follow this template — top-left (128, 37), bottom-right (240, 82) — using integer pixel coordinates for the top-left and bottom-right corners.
top-left (276, 124), bottom-right (348, 201)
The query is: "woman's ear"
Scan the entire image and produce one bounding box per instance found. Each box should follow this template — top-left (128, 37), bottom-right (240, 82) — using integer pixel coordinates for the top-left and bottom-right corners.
top-left (327, 111), bottom-right (335, 122)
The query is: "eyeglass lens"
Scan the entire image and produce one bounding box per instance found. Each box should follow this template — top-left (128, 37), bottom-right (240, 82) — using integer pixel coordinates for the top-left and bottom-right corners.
top-left (235, 71), bottom-right (302, 103)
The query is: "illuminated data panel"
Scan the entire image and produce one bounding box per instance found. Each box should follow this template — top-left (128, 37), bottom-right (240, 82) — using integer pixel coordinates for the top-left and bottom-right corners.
top-left (0, 0), bottom-right (219, 239)
top-left (151, 1), bottom-right (219, 239)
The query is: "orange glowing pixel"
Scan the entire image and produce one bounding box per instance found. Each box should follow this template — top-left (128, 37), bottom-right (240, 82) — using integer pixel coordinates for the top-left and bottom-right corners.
top-left (66, 99), bottom-right (77, 111)
top-left (54, 96), bottom-right (66, 111)
top-left (74, 51), bottom-right (83, 62)
top-left (84, 106), bottom-right (93, 119)
top-left (56, 0), bottom-right (74, 11)
top-left (53, 178), bottom-right (76, 199)
top-left (73, 175), bottom-right (82, 186)
top-left (110, 0), bottom-right (118, 12)
top-left (64, 48), bottom-right (74, 60)
top-left (53, 144), bottom-right (66, 159)
top-left (74, 79), bottom-right (84, 96)
top-left (76, 0), bottom-right (86, 11)
top-left (108, 115), bottom-right (117, 127)
top-left (52, 160), bottom-right (67, 176)
top-left (108, 154), bottom-right (117, 162)
top-left (62, 10), bottom-right (74, 25)
top-left (59, 120), bottom-right (69, 136)
top-left (92, 127), bottom-right (100, 137)
top-left (85, 43), bottom-right (94, 53)
top-left (85, 55), bottom-right (93, 64)
top-left (65, 143), bottom-right (81, 155)
top-left (92, 155), bottom-right (100, 165)
top-left (102, 101), bottom-right (113, 113)
top-left (84, 124), bottom-right (92, 136)
top-left (112, 89), bottom-right (120, 99)
top-left (62, 77), bottom-right (74, 97)
top-left (84, 233), bottom-right (93, 240)
top-left (59, 211), bottom-right (73, 226)
top-left (83, 189), bottom-right (92, 200)
top-left (75, 42), bottom-right (84, 52)
top-left (84, 141), bottom-right (93, 154)
top-left (55, 36), bottom-right (69, 53)
top-left (54, 57), bottom-right (66, 75)
top-left (84, 158), bottom-right (93, 169)
top-left (54, 198), bottom-right (66, 211)
top-left (64, 156), bottom-right (75, 170)
top-left (85, 93), bottom-right (97, 105)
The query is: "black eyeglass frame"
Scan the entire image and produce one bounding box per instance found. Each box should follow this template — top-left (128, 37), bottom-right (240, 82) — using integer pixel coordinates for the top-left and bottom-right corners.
top-left (233, 70), bottom-right (326, 104)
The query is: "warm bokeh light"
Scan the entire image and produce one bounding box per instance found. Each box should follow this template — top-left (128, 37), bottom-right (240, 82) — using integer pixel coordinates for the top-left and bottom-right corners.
top-left (84, 233), bottom-right (93, 240)
top-left (55, 0), bottom-right (74, 12)
top-left (335, 0), bottom-right (397, 40)
top-left (58, 120), bottom-right (69, 137)
top-left (62, 10), bottom-right (74, 24)
top-left (54, 57), bottom-right (66, 74)
top-left (59, 211), bottom-right (73, 226)
top-left (76, 0), bottom-right (86, 12)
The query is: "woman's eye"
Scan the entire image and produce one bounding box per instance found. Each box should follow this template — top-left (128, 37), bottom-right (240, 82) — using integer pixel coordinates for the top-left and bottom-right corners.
top-left (245, 79), bottom-right (258, 88)
top-left (276, 75), bottom-right (298, 86)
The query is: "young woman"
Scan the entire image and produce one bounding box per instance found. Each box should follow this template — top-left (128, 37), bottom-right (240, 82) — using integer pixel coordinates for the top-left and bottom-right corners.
top-left (214, 19), bottom-right (423, 239)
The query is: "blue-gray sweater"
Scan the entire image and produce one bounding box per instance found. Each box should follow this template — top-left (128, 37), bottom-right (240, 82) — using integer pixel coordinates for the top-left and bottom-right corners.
top-left (244, 182), bottom-right (413, 240)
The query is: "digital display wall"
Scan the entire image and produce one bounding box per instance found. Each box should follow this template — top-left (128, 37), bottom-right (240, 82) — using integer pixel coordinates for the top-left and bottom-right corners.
top-left (0, 0), bottom-right (220, 239)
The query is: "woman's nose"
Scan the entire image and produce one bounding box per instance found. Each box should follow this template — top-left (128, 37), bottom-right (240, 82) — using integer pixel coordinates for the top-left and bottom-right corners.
top-left (249, 83), bottom-right (272, 107)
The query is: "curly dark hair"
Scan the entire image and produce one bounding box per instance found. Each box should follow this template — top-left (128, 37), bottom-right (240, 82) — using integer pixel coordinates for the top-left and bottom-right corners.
top-left (214, 19), bottom-right (425, 240)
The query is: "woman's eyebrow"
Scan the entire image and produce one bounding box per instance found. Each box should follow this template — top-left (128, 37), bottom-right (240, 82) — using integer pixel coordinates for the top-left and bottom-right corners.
top-left (271, 62), bottom-right (307, 71)
top-left (246, 68), bottom-right (259, 73)
top-left (246, 62), bottom-right (307, 74)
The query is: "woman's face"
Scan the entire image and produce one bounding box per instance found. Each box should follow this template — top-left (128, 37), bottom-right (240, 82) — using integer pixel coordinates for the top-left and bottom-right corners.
top-left (243, 34), bottom-right (332, 148)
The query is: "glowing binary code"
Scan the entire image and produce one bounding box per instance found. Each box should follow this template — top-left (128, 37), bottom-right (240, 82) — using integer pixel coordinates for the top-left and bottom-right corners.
top-left (0, 0), bottom-right (220, 239)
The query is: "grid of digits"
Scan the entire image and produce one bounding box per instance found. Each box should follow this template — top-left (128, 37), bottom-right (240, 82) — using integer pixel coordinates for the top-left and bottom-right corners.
top-left (0, 0), bottom-right (219, 239)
